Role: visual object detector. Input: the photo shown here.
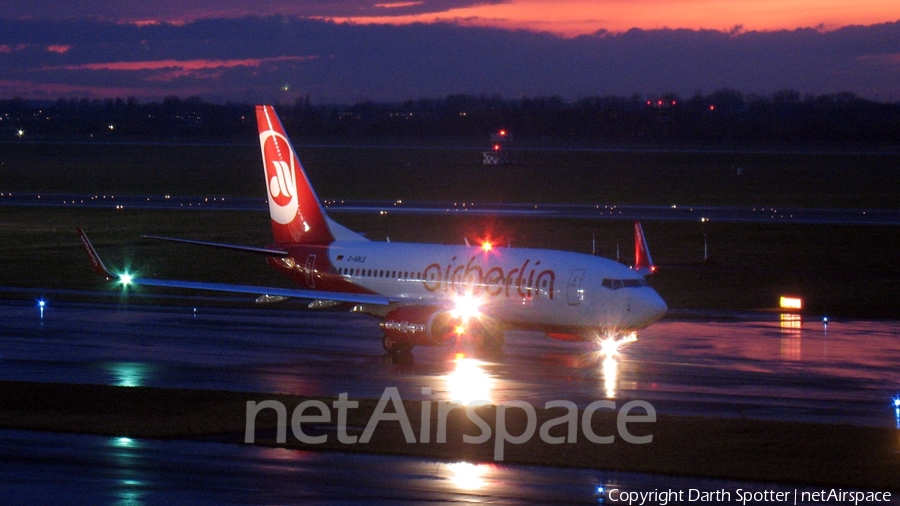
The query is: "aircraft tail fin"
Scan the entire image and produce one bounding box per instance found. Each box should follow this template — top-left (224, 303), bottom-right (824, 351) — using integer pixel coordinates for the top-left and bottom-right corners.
top-left (634, 221), bottom-right (657, 275)
top-left (256, 105), bottom-right (338, 245)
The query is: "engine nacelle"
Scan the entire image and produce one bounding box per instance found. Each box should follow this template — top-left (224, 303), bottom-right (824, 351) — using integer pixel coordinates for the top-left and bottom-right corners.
top-left (547, 332), bottom-right (588, 342)
top-left (380, 305), bottom-right (457, 347)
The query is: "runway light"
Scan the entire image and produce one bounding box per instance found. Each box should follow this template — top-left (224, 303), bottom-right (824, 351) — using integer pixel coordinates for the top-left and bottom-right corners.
top-left (780, 296), bottom-right (803, 310)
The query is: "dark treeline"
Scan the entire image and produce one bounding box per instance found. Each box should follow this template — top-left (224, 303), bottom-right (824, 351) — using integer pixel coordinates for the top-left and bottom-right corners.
top-left (1, 90), bottom-right (899, 146)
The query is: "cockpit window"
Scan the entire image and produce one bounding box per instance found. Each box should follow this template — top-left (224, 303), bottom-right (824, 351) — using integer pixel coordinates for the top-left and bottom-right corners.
top-left (602, 278), bottom-right (649, 290)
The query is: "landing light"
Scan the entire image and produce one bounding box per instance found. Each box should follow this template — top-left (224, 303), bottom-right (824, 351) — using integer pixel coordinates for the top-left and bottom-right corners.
top-left (119, 273), bottom-right (134, 286)
top-left (893, 397), bottom-right (900, 408)
top-left (451, 293), bottom-right (482, 325)
top-left (599, 338), bottom-right (620, 357)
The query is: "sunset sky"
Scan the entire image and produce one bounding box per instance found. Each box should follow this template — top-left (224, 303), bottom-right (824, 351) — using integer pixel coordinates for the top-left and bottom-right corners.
top-left (1, 1), bottom-right (898, 103)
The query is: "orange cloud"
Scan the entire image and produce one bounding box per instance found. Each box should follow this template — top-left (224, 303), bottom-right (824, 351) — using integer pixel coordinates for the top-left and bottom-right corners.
top-left (323, 0), bottom-right (900, 36)
top-left (49, 55), bottom-right (316, 72)
top-left (375, 1), bottom-right (426, 8)
top-left (0, 44), bottom-right (28, 53)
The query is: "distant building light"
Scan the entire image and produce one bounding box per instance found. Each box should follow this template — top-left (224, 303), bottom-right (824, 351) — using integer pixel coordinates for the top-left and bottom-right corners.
top-left (780, 296), bottom-right (803, 310)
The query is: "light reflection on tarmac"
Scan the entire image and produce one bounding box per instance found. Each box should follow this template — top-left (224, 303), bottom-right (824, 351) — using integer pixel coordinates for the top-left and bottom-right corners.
top-left (0, 429), bottom-right (884, 505)
top-left (1, 300), bottom-right (897, 426)
top-left (1, 299), bottom-right (899, 503)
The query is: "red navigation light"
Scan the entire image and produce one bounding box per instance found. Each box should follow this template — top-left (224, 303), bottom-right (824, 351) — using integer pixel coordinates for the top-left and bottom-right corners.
top-left (481, 241), bottom-right (493, 252)
top-left (709, 105), bottom-right (715, 111)
top-left (493, 144), bottom-right (500, 151)
top-left (499, 130), bottom-right (506, 136)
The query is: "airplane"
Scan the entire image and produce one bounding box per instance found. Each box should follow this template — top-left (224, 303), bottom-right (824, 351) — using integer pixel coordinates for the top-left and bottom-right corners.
top-left (77, 104), bottom-right (667, 357)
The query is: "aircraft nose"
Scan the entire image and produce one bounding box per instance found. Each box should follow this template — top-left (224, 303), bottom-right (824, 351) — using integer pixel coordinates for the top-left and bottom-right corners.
top-left (634, 289), bottom-right (667, 326)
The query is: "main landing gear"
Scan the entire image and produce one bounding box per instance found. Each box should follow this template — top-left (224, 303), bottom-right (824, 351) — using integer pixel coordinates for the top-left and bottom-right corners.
top-left (472, 326), bottom-right (505, 353)
top-left (382, 334), bottom-right (413, 364)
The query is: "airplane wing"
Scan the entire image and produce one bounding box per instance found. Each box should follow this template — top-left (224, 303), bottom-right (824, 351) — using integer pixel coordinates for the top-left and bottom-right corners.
top-left (140, 235), bottom-right (290, 257)
top-left (76, 227), bottom-right (392, 306)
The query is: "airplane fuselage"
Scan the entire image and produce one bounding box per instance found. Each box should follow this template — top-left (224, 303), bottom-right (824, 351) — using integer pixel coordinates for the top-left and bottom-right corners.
top-left (269, 240), bottom-right (667, 335)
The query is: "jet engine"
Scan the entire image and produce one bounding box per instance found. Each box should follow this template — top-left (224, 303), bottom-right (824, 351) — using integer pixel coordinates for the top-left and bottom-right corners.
top-left (380, 305), bottom-right (457, 352)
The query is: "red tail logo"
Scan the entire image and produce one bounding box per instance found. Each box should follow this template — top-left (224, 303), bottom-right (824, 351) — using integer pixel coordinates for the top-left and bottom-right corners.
top-left (261, 131), bottom-right (299, 221)
top-left (256, 105), bottom-right (333, 244)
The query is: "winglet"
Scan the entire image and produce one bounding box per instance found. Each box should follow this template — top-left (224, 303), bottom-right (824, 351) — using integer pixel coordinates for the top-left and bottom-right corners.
top-left (76, 227), bottom-right (115, 280)
top-left (634, 221), bottom-right (657, 276)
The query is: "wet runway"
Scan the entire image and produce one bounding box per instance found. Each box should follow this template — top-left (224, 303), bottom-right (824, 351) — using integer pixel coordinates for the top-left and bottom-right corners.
top-left (1, 298), bottom-right (898, 504)
top-left (1, 299), bottom-right (897, 427)
top-left (3, 428), bottom-right (885, 506)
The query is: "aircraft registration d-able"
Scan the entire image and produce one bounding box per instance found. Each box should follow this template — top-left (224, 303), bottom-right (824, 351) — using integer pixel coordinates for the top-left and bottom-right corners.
top-left (78, 105), bottom-right (666, 357)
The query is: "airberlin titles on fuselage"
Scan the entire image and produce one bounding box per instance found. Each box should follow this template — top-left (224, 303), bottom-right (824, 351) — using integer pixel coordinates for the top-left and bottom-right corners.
top-left (338, 254), bottom-right (557, 300)
top-left (423, 256), bottom-right (555, 299)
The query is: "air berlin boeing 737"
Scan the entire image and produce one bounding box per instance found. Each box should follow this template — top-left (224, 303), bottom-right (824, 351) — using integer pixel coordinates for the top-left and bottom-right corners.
top-left (78, 105), bottom-right (667, 356)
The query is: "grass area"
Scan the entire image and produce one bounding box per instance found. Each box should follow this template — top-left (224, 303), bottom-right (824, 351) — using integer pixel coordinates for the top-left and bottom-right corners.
top-left (1, 140), bottom-right (898, 314)
top-left (1, 206), bottom-right (898, 316)
top-left (2, 141), bottom-right (899, 208)
top-left (0, 381), bottom-right (896, 490)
